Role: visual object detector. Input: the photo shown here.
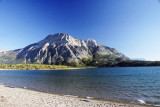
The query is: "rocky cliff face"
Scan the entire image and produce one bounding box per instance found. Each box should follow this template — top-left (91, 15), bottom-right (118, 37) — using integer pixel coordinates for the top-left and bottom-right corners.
top-left (0, 33), bottom-right (129, 65)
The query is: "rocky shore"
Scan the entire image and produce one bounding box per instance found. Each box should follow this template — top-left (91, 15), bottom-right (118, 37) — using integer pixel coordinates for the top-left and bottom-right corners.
top-left (0, 85), bottom-right (148, 107)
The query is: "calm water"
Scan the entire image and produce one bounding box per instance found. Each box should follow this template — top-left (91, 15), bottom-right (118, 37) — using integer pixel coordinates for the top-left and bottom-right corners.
top-left (0, 67), bottom-right (160, 106)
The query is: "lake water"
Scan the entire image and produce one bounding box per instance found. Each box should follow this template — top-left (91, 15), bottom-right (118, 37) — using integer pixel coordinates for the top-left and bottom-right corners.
top-left (0, 67), bottom-right (160, 106)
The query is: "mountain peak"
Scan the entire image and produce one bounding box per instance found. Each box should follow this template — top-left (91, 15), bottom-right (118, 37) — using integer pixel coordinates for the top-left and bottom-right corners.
top-left (37, 33), bottom-right (100, 48)
top-left (46, 33), bottom-right (70, 40)
top-left (85, 38), bottom-right (100, 47)
top-left (39, 33), bottom-right (75, 45)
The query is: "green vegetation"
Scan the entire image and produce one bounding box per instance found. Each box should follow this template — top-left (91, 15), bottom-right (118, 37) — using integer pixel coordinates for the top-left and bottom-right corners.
top-left (54, 55), bottom-right (125, 67)
top-left (115, 60), bottom-right (160, 67)
top-left (88, 54), bottom-right (124, 67)
top-left (1, 60), bottom-right (160, 70)
top-left (82, 57), bottom-right (93, 66)
top-left (0, 64), bottom-right (77, 70)
top-left (2, 53), bottom-right (160, 68)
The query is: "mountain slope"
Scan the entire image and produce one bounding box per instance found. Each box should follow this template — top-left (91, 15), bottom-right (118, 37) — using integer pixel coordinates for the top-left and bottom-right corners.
top-left (0, 49), bottom-right (6, 52)
top-left (0, 33), bottom-right (129, 66)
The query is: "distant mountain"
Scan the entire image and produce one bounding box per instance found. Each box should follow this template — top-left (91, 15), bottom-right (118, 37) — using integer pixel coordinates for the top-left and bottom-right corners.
top-left (0, 33), bottom-right (129, 66)
top-left (0, 49), bottom-right (6, 52)
top-left (132, 58), bottom-right (146, 61)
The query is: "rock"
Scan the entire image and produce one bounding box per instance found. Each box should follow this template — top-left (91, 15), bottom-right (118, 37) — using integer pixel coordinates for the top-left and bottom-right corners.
top-left (0, 96), bottom-right (6, 102)
top-left (80, 99), bottom-right (90, 102)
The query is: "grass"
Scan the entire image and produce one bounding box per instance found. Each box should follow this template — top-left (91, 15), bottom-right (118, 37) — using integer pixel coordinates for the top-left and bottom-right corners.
top-left (0, 64), bottom-right (78, 70)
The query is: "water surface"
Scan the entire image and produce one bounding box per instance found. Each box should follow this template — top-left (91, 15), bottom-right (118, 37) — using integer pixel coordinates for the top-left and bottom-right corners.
top-left (0, 67), bottom-right (160, 106)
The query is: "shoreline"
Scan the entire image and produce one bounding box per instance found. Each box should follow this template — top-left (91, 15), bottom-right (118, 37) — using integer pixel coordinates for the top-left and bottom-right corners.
top-left (0, 65), bottom-right (96, 71)
top-left (0, 67), bottom-right (94, 70)
top-left (0, 84), bottom-right (149, 107)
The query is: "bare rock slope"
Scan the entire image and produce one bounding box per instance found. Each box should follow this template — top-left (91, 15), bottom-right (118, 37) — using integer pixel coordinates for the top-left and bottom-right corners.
top-left (0, 33), bottom-right (129, 65)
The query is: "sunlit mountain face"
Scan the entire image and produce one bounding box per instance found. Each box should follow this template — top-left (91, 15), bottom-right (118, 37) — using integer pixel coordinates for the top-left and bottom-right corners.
top-left (0, 33), bottom-right (129, 65)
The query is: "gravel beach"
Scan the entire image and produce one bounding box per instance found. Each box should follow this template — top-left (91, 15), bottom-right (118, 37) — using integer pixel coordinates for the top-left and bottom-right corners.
top-left (0, 85), bottom-right (148, 107)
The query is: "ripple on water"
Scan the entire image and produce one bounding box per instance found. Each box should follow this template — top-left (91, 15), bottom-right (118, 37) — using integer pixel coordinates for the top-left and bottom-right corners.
top-left (145, 100), bottom-right (160, 106)
top-left (0, 67), bottom-right (160, 106)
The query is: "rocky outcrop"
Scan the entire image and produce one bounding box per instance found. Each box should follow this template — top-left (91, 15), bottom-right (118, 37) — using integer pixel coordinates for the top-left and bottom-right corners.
top-left (0, 33), bottom-right (129, 65)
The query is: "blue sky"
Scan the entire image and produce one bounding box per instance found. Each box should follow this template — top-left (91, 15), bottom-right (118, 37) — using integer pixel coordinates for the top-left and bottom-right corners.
top-left (0, 0), bottom-right (160, 61)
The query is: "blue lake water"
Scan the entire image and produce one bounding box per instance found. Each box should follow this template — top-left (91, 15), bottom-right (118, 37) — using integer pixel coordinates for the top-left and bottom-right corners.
top-left (0, 67), bottom-right (160, 106)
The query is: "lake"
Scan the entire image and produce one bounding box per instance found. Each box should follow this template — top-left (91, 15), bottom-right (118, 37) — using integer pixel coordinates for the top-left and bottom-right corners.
top-left (0, 67), bottom-right (160, 106)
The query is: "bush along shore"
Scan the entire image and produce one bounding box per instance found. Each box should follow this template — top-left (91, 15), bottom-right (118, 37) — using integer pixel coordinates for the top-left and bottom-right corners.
top-left (0, 64), bottom-right (78, 70)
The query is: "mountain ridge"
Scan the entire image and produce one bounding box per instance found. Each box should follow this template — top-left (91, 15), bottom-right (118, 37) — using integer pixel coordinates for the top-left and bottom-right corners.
top-left (0, 49), bottom-right (6, 52)
top-left (0, 33), bottom-right (129, 66)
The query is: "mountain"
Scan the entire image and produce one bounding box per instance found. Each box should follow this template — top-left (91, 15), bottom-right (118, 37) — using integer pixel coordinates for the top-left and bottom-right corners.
top-left (0, 33), bottom-right (129, 66)
top-left (0, 49), bottom-right (6, 52)
top-left (132, 58), bottom-right (146, 61)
